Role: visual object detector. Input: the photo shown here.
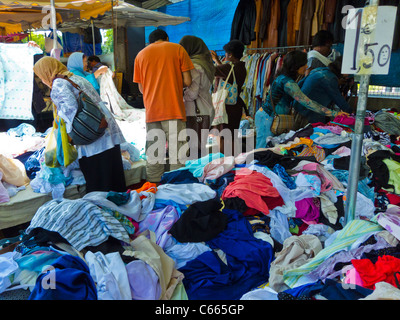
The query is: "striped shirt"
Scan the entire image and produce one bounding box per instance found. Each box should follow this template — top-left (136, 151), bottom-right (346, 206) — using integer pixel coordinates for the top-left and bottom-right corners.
top-left (26, 199), bottom-right (130, 251)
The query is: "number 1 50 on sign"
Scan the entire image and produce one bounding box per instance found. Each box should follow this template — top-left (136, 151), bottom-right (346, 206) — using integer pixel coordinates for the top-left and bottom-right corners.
top-left (342, 5), bottom-right (397, 75)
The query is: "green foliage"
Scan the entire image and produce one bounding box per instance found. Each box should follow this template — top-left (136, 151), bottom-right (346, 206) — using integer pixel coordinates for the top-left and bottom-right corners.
top-left (21, 32), bottom-right (46, 51)
top-left (101, 29), bottom-right (114, 54)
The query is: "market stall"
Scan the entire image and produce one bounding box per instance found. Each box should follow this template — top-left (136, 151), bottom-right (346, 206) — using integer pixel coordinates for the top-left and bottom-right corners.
top-left (1, 0), bottom-right (400, 304)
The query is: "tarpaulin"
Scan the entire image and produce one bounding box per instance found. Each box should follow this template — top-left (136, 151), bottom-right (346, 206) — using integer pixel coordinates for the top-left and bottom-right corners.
top-left (145, 0), bottom-right (241, 51)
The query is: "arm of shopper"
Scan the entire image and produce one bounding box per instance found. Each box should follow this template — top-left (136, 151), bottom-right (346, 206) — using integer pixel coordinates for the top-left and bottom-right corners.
top-left (284, 81), bottom-right (339, 118)
top-left (326, 78), bottom-right (353, 113)
top-left (210, 50), bottom-right (223, 65)
top-left (183, 68), bottom-right (201, 102)
top-left (182, 70), bottom-right (192, 88)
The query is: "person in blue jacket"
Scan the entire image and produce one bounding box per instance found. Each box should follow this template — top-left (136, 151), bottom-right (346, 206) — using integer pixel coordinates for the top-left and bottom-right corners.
top-left (294, 56), bottom-right (353, 124)
top-left (67, 52), bottom-right (108, 93)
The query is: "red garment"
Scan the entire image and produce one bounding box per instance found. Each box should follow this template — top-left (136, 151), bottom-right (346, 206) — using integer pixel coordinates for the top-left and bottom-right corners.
top-left (243, 195), bottom-right (285, 216)
top-left (351, 255), bottom-right (400, 290)
top-left (222, 168), bottom-right (283, 215)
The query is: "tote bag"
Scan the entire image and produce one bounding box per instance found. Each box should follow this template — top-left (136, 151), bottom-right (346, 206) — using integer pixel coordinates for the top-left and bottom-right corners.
top-left (217, 64), bottom-right (238, 105)
top-left (212, 67), bottom-right (236, 126)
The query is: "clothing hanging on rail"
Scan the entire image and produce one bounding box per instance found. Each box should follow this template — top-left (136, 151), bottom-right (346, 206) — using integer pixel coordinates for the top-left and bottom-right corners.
top-left (231, 0), bottom-right (399, 48)
top-left (241, 51), bottom-right (287, 117)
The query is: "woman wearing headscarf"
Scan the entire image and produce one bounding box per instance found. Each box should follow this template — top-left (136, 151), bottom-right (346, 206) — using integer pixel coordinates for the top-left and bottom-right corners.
top-left (67, 52), bottom-right (108, 93)
top-left (34, 56), bottom-right (127, 193)
top-left (179, 35), bottom-right (215, 158)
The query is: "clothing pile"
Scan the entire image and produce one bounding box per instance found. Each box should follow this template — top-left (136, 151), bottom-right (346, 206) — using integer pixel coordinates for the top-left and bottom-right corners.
top-left (2, 111), bottom-right (400, 300)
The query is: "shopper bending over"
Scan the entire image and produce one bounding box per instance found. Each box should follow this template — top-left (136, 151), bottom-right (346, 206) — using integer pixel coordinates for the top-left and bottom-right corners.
top-left (294, 56), bottom-right (353, 124)
top-left (34, 56), bottom-right (127, 193)
top-left (255, 50), bottom-right (348, 149)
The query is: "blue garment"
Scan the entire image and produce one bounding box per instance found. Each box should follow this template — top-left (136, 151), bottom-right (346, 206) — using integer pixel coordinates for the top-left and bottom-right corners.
top-left (67, 52), bottom-right (100, 93)
top-left (153, 199), bottom-right (188, 216)
top-left (320, 279), bottom-right (373, 300)
top-left (179, 209), bottom-right (274, 300)
top-left (255, 108), bottom-right (273, 149)
top-left (28, 255), bottom-right (97, 300)
top-left (273, 164), bottom-right (296, 190)
top-left (160, 169), bottom-right (199, 185)
top-left (295, 67), bottom-right (351, 123)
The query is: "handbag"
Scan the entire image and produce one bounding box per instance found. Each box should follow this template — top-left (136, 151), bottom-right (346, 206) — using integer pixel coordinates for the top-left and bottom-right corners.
top-left (217, 63), bottom-right (238, 105)
top-left (269, 92), bottom-right (295, 136)
top-left (54, 75), bottom-right (108, 145)
top-left (186, 99), bottom-right (211, 148)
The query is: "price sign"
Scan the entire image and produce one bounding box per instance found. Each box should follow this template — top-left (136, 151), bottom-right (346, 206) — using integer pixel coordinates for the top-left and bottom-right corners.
top-left (342, 5), bottom-right (397, 75)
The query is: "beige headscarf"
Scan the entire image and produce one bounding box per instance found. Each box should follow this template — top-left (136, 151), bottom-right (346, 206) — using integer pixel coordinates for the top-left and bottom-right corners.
top-left (179, 35), bottom-right (215, 83)
top-left (33, 56), bottom-right (74, 88)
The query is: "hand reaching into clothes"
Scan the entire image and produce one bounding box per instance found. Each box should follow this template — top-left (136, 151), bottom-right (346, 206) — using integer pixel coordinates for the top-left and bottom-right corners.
top-left (336, 111), bottom-right (350, 117)
top-left (94, 65), bottom-right (108, 78)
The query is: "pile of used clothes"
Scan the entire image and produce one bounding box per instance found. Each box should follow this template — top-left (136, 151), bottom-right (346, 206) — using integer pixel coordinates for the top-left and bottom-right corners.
top-left (2, 111), bottom-right (400, 300)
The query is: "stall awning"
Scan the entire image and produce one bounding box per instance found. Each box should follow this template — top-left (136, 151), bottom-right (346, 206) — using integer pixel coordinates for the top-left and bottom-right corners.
top-left (0, 0), bottom-right (115, 20)
top-left (0, 8), bottom-right (63, 30)
top-left (57, 1), bottom-right (190, 30)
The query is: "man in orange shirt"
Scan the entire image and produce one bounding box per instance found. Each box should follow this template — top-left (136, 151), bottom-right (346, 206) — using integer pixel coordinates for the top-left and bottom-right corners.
top-left (134, 29), bottom-right (194, 183)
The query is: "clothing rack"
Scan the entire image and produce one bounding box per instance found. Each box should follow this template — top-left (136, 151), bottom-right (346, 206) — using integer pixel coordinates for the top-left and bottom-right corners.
top-left (246, 45), bottom-right (313, 53)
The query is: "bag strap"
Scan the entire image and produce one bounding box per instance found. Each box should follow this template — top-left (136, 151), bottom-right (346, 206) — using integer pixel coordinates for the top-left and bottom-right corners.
top-left (269, 90), bottom-right (277, 117)
top-left (194, 99), bottom-right (200, 115)
top-left (54, 74), bottom-right (83, 93)
top-left (222, 64), bottom-right (235, 91)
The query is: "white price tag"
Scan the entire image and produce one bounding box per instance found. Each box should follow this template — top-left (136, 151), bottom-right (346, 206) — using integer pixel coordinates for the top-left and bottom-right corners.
top-left (342, 5), bottom-right (397, 75)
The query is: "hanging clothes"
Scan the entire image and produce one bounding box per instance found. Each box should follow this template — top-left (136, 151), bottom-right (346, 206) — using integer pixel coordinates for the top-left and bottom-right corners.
top-left (230, 0), bottom-right (257, 45)
top-left (296, 0), bottom-right (315, 46)
top-left (278, 0), bottom-right (291, 47)
top-left (262, 0), bottom-right (281, 48)
top-left (287, 0), bottom-right (303, 46)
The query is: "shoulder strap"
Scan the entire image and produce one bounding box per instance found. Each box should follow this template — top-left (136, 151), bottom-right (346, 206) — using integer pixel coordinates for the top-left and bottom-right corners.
top-left (53, 74), bottom-right (82, 92)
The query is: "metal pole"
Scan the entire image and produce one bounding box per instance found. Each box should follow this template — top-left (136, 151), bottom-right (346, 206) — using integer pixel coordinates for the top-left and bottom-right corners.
top-left (50, 0), bottom-right (58, 52)
top-left (91, 19), bottom-right (96, 55)
top-left (345, 0), bottom-right (379, 224)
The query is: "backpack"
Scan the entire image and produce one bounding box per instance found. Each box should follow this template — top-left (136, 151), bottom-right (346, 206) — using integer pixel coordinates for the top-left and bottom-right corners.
top-left (54, 75), bottom-right (108, 145)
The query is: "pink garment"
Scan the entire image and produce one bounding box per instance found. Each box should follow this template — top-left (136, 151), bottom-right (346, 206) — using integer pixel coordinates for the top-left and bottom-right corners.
top-left (333, 115), bottom-right (370, 126)
top-left (294, 161), bottom-right (345, 192)
top-left (344, 266), bottom-right (364, 287)
top-left (200, 156), bottom-right (235, 182)
top-left (316, 125), bottom-right (344, 135)
top-left (332, 146), bottom-right (352, 157)
top-left (295, 198), bottom-right (320, 221)
top-left (221, 168), bottom-right (283, 214)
